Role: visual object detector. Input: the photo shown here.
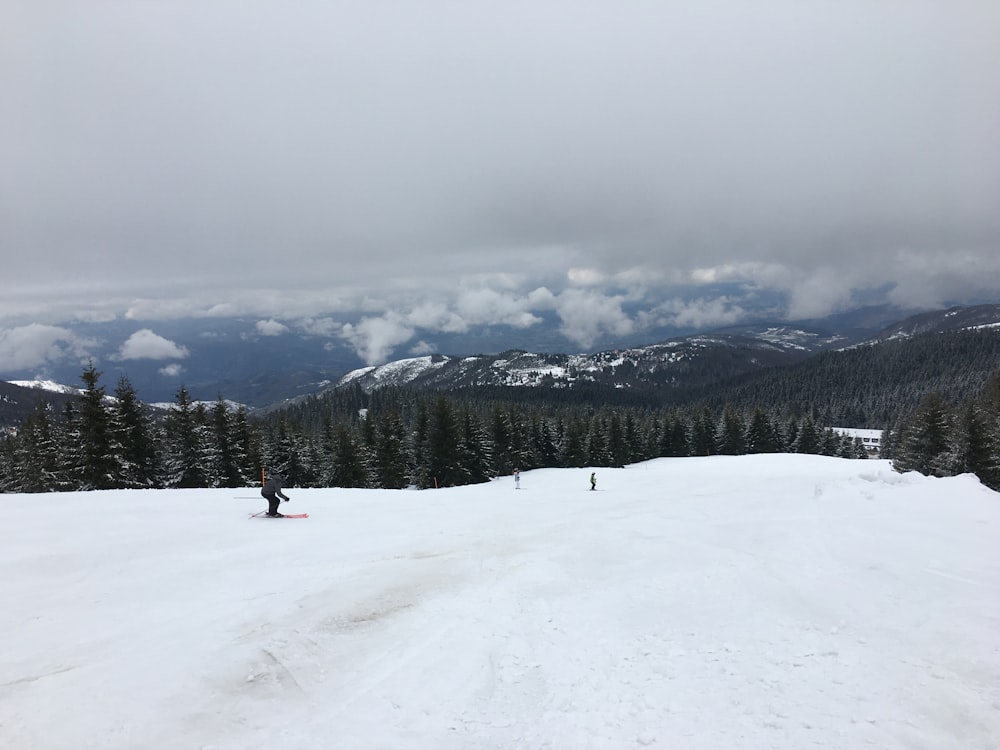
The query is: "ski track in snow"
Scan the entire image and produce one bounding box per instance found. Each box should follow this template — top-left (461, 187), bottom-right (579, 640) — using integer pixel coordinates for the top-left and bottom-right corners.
top-left (2, 456), bottom-right (999, 749)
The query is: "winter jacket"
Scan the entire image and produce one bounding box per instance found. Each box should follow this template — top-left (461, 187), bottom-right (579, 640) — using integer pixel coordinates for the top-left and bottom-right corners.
top-left (261, 476), bottom-right (289, 500)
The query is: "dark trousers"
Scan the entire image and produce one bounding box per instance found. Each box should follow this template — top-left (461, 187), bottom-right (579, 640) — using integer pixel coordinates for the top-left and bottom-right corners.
top-left (263, 491), bottom-right (280, 515)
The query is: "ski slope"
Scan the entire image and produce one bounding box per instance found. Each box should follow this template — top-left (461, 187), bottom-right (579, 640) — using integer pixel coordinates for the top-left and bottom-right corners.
top-left (2, 455), bottom-right (999, 749)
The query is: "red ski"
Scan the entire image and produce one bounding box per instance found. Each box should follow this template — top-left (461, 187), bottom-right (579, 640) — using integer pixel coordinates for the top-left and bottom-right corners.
top-left (249, 512), bottom-right (309, 519)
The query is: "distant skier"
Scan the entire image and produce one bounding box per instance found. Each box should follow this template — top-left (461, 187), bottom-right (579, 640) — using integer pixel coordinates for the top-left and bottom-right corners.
top-left (590, 472), bottom-right (596, 491)
top-left (261, 473), bottom-right (290, 517)
top-left (513, 468), bottom-right (521, 489)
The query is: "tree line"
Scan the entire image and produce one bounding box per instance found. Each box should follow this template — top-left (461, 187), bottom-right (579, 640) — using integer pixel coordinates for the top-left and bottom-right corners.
top-left (1, 364), bottom-right (878, 494)
top-left (4, 360), bottom-right (999, 495)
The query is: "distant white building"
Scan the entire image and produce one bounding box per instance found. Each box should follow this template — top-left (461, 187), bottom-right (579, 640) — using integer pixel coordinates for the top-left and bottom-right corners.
top-left (832, 428), bottom-right (883, 456)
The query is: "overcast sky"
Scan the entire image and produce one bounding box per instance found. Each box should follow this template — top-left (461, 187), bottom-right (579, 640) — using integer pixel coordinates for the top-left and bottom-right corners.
top-left (3, 1), bottom-right (999, 364)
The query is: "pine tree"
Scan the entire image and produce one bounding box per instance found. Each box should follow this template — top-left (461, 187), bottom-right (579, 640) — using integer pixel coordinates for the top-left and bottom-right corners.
top-left (12, 401), bottom-right (68, 492)
top-left (370, 410), bottom-right (409, 488)
top-left (942, 400), bottom-right (991, 479)
top-left (818, 427), bottom-right (840, 457)
top-left (586, 415), bottom-right (612, 466)
top-left (327, 425), bottom-right (369, 487)
top-left (421, 396), bottom-right (463, 488)
top-left (489, 406), bottom-right (515, 475)
top-left (745, 409), bottom-right (779, 454)
top-left (410, 401), bottom-right (429, 485)
top-left (974, 372), bottom-right (1000, 490)
top-left (717, 407), bottom-right (746, 455)
top-left (893, 392), bottom-right (952, 477)
top-left (210, 398), bottom-right (244, 488)
top-left (689, 408), bottom-right (716, 456)
top-left (229, 406), bottom-right (262, 485)
top-left (457, 407), bottom-right (492, 485)
top-left (793, 418), bottom-right (820, 455)
top-left (659, 412), bottom-right (690, 457)
top-left (606, 412), bottom-right (629, 467)
top-left (110, 375), bottom-right (159, 488)
top-left (73, 362), bottom-right (115, 490)
top-left (162, 386), bottom-right (210, 488)
top-left (559, 416), bottom-right (589, 467)
top-left (0, 432), bottom-right (17, 492)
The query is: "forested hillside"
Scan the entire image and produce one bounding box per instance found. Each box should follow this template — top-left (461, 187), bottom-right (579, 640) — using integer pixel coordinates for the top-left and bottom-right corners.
top-left (3, 329), bottom-right (1000, 495)
top-left (690, 329), bottom-right (1000, 427)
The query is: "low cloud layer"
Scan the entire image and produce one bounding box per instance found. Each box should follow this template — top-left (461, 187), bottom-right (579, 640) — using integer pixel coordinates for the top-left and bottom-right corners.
top-left (2, 1), bottom-right (999, 365)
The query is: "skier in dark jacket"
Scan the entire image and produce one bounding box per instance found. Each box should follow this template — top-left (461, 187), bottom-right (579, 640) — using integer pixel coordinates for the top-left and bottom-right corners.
top-left (261, 473), bottom-right (290, 517)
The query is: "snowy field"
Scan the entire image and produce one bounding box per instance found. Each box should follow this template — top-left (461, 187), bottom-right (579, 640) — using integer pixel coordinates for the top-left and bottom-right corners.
top-left (2, 455), bottom-right (999, 750)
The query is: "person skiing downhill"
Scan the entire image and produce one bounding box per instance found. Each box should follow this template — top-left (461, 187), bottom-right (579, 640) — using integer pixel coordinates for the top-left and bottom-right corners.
top-left (590, 472), bottom-right (597, 491)
top-left (261, 473), bottom-right (290, 517)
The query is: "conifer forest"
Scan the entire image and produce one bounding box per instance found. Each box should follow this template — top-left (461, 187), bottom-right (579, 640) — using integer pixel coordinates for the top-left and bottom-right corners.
top-left (3, 351), bottom-right (1000, 494)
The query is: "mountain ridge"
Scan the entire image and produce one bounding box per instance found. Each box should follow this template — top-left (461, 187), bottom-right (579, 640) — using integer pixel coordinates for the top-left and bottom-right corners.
top-left (325, 304), bottom-right (1000, 398)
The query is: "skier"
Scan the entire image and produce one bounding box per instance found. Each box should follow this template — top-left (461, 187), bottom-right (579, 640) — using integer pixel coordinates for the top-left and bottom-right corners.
top-left (513, 468), bottom-right (521, 489)
top-left (590, 472), bottom-right (596, 491)
top-left (261, 473), bottom-right (290, 517)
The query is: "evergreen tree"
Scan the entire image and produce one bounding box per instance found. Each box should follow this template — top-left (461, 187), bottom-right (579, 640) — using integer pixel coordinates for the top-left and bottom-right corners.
top-left (457, 407), bottom-right (492, 485)
top-left (411, 401), bottom-right (429, 485)
top-left (560, 416), bottom-right (589, 467)
top-left (745, 409), bottom-right (779, 453)
top-left (370, 410), bottom-right (409, 488)
top-left (12, 401), bottom-right (68, 492)
top-left (689, 407), bottom-right (716, 456)
top-left (793, 418), bottom-right (820, 454)
top-left (73, 362), bottom-right (115, 490)
top-left (606, 412), bottom-right (629, 467)
top-left (490, 406), bottom-right (515, 475)
top-left (879, 424), bottom-right (899, 461)
top-left (941, 400), bottom-right (991, 479)
top-left (328, 425), bottom-right (369, 487)
top-left (162, 386), bottom-right (210, 488)
top-left (110, 375), bottom-right (159, 488)
top-left (229, 407), bottom-right (262, 485)
top-left (659, 412), bottom-right (690, 457)
top-left (622, 412), bottom-right (645, 464)
top-left (893, 392), bottom-right (952, 477)
top-left (717, 407), bottom-right (746, 455)
top-left (818, 427), bottom-right (840, 457)
top-left (586, 415), bottom-right (612, 466)
top-left (210, 398), bottom-right (245, 488)
top-left (0, 433), bottom-right (16, 492)
top-left (419, 396), bottom-right (463, 488)
top-left (973, 372), bottom-right (1000, 490)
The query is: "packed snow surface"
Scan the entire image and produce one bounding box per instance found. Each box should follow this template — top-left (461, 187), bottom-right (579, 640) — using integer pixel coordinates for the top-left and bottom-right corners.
top-left (3, 456), bottom-right (999, 749)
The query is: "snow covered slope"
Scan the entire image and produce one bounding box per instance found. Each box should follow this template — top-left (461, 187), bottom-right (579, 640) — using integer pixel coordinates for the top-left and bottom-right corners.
top-left (864, 303), bottom-right (1000, 343)
top-left (2, 456), bottom-right (998, 749)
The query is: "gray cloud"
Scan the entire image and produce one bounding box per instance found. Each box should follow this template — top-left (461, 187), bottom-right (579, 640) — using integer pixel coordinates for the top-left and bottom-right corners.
top-left (2, 1), bottom-right (999, 362)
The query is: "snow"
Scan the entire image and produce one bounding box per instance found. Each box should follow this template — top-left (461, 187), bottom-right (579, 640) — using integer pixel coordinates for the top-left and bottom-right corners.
top-left (3, 455), bottom-right (999, 750)
top-left (8, 379), bottom-right (82, 396)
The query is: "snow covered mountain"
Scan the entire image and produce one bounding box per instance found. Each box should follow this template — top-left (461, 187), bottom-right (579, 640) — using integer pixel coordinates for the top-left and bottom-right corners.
top-left (331, 306), bottom-right (1000, 396)
top-left (335, 330), bottom-right (845, 393)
